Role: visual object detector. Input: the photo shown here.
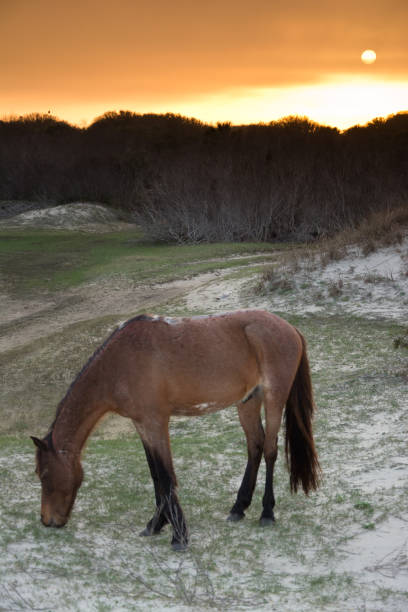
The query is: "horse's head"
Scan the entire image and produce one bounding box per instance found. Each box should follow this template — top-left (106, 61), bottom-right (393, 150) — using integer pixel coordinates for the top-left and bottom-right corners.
top-left (31, 436), bottom-right (83, 527)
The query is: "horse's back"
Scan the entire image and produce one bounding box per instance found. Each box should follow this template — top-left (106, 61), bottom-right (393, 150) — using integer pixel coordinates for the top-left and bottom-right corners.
top-left (115, 309), bottom-right (300, 378)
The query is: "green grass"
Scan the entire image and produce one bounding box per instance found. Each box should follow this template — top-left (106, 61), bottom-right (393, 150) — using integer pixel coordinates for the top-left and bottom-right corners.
top-left (0, 229), bottom-right (281, 294)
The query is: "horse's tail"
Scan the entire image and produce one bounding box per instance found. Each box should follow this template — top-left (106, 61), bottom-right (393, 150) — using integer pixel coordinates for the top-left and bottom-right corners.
top-left (284, 331), bottom-right (321, 494)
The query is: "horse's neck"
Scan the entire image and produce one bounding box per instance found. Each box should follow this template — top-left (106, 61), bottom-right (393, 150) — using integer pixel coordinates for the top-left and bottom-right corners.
top-left (52, 371), bottom-right (109, 454)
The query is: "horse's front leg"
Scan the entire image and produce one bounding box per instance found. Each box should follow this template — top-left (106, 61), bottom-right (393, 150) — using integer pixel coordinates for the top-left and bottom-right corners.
top-left (135, 419), bottom-right (188, 551)
top-left (139, 441), bottom-right (169, 536)
top-left (228, 395), bottom-right (264, 521)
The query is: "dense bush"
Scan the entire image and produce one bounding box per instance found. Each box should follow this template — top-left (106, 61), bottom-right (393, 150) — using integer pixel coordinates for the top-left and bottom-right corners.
top-left (0, 110), bottom-right (407, 242)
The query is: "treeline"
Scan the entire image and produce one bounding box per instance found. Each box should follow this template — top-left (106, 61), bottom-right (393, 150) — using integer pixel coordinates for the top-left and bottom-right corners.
top-left (0, 110), bottom-right (407, 241)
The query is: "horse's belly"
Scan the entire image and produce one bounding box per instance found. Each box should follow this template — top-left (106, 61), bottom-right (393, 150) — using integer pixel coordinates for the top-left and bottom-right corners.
top-left (169, 378), bottom-right (260, 417)
top-left (172, 400), bottom-right (232, 417)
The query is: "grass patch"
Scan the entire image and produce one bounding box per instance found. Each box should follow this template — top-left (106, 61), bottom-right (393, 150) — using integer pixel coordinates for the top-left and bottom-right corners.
top-left (393, 328), bottom-right (408, 350)
top-left (0, 229), bottom-right (281, 295)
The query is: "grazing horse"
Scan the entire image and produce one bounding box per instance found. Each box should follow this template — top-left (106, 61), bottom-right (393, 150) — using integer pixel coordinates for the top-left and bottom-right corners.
top-left (32, 310), bottom-right (320, 550)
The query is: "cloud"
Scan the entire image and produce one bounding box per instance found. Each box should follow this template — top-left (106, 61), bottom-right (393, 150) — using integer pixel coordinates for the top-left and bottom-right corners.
top-left (0, 0), bottom-right (407, 112)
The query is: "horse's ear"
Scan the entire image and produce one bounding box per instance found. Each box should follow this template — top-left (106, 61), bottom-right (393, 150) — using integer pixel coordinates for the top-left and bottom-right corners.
top-left (31, 436), bottom-right (48, 451)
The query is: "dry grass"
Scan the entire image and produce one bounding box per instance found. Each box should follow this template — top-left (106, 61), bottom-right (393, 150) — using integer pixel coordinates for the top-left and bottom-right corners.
top-left (256, 267), bottom-right (295, 294)
top-left (315, 205), bottom-right (408, 264)
top-left (327, 279), bottom-right (343, 297)
top-left (330, 205), bottom-right (408, 253)
top-left (258, 205), bottom-right (408, 288)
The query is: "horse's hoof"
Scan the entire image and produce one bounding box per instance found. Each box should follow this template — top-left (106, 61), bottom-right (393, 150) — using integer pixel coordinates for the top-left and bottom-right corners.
top-left (171, 540), bottom-right (188, 552)
top-left (227, 512), bottom-right (245, 522)
top-left (259, 516), bottom-right (275, 527)
top-left (139, 527), bottom-right (153, 536)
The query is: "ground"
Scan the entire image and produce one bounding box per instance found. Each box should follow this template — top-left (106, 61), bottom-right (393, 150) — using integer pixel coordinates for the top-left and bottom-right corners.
top-left (0, 203), bottom-right (407, 611)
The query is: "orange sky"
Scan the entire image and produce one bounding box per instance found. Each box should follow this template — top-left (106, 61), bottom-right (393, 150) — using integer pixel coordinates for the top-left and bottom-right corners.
top-left (1, 0), bottom-right (407, 128)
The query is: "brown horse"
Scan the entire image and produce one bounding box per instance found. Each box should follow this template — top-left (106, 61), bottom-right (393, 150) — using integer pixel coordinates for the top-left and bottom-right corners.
top-left (32, 310), bottom-right (320, 550)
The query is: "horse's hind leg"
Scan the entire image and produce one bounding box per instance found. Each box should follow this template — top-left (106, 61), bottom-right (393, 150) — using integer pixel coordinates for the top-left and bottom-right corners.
top-left (261, 390), bottom-right (285, 526)
top-left (135, 419), bottom-right (188, 550)
top-left (228, 395), bottom-right (264, 522)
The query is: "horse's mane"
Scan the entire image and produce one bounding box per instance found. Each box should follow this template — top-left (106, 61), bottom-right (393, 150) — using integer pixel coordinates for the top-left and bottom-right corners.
top-left (50, 314), bottom-right (154, 432)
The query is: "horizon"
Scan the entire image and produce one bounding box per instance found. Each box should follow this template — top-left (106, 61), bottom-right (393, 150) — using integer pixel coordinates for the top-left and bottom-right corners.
top-left (3, 107), bottom-right (407, 133)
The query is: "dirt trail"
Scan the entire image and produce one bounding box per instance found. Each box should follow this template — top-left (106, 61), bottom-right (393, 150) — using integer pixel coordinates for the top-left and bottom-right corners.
top-left (0, 268), bottom-right (240, 354)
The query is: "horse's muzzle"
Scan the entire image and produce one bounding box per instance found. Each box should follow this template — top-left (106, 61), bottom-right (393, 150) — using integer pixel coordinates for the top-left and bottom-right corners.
top-left (41, 515), bottom-right (66, 528)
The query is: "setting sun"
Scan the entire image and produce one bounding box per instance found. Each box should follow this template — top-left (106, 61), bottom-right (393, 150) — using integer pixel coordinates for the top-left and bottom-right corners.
top-left (361, 49), bottom-right (377, 64)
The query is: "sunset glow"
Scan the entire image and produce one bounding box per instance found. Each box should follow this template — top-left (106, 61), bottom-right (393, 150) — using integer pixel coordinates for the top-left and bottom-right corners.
top-left (0, 0), bottom-right (407, 129)
top-left (145, 77), bottom-right (408, 130)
